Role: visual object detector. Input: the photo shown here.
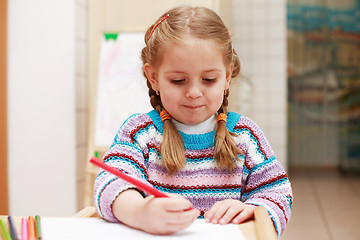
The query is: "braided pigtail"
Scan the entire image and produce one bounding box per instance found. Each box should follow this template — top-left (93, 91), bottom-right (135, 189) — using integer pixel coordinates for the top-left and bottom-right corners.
top-left (159, 109), bottom-right (186, 174)
top-left (146, 84), bottom-right (186, 174)
top-left (214, 90), bottom-right (243, 171)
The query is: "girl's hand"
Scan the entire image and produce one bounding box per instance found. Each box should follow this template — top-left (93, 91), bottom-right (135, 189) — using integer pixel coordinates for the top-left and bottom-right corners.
top-left (113, 190), bottom-right (200, 235)
top-left (138, 193), bottom-right (200, 235)
top-left (204, 199), bottom-right (256, 225)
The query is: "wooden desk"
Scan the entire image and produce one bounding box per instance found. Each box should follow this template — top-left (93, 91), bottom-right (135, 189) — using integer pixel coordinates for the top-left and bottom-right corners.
top-left (1, 206), bottom-right (277, 240)
top-left (240, 207), bottom-right (278, 240)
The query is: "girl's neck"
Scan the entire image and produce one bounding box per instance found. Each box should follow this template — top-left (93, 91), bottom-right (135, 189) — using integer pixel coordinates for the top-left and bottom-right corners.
top-left (171, 114), bottom-right (217, 134)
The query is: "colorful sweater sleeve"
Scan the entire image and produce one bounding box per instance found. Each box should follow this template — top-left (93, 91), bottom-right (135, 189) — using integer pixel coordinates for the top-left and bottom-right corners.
top-left (93, 114), bottom-right (151, 222)
top-left (237, 116), bottom-right (293, 236)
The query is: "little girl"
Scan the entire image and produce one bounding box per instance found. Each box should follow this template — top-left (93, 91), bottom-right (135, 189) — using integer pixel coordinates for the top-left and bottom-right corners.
top-left (94, 6), bottom-right (292, 236)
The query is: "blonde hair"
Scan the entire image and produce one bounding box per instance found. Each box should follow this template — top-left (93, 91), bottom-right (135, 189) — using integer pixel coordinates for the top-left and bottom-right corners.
top-left (141, 6), bottom-right (242, 174)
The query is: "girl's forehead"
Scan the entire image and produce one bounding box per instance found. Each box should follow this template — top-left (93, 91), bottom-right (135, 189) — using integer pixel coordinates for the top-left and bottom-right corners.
top-left (159, 37), bottom-right (223, 60)
top-left (155, 38), bottom-right (228, 72)
top-left (167, 36), bottom-right (219, 48)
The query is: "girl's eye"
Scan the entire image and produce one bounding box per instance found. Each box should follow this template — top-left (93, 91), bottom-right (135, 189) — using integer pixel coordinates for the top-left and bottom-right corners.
top-left (203, 78), bottom-right (216, 83)
top-left (171, 79), bottom-right (185, 84)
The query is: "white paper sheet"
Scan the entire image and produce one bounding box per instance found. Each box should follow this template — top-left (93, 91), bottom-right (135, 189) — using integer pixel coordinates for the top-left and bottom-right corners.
top-left (41, 218), bottom-right (246, 240)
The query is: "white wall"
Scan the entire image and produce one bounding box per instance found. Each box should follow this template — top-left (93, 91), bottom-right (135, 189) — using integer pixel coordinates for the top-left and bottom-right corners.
top-left (75, 0), bottom-right (89, 210)
top-left (8, 0), bottom-right (76, 216)
top-left (232, 0), bottom-right (288, 170)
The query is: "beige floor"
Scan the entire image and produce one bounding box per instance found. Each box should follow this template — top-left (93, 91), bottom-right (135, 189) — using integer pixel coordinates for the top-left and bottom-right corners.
top-left (280, 169), bottom-right (360, 240)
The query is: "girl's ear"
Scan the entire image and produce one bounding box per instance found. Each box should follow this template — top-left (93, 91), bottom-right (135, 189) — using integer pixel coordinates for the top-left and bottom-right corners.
top-left (225, 63), bottom-right (234, 90)
top-left (143, 63), bottom-right (158, 91)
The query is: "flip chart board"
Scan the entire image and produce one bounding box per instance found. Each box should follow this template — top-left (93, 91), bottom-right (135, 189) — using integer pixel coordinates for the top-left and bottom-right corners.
top-left (94, 32), bottom-right (152, 147)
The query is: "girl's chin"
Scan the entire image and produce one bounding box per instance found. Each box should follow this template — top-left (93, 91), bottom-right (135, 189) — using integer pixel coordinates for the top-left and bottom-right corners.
top-left (178, 117), bottom-right (204, 125)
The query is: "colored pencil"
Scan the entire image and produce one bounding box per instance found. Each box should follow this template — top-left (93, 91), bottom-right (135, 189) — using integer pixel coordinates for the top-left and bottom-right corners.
top-left (7, 216), bottom-right (19, 240)
top-left (90, 157), bottom-right (168, 197)
top-left (35, 215), bottom-right (42, 240)
top-left (28, 216), bottom-right (36, 240)
top-left (21, 217), bottom-right (29, 240)
top-left (0, 219), bottom-right (12, 240)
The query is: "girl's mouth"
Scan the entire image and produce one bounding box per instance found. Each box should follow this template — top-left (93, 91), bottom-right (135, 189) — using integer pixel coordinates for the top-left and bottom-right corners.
top-left (183, 105), bottom-right (203, 110)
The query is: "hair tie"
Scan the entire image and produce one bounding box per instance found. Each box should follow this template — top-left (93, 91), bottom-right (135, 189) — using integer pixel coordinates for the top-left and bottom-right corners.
top-left (160, 110), bottom-right (171, 122)
top-left (148, 14), bottom-right (170, 40)
top-left (217, 113), bottom-right (227, 123)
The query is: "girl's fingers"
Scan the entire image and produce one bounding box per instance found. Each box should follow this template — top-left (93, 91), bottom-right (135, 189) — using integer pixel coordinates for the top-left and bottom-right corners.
top-left (204, 200), bottom-right (254, 225)
top-left (203, 207), bottom-right (215, 222)
top-left (218, 204), bottom-right (245, 225)
top-left (155, 207), bottom-right (199, 234)
top-left (167, 208), bottom-right (200, 224)
top-left (141, 197), bottom-right (199, 235)
top-left (204, 202), bottom-right (221, 223)
top-left (156, 193), bottom-right (194, 212)
top-left (232, 205), bottom-right (255, 224)
top-left (162, 197), bottom-right (194, 212)
top-left (205, 200), bottom-right (233, 224)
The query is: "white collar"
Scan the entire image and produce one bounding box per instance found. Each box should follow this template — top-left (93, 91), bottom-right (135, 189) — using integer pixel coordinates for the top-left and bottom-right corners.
top-left (171, 115), bottom-right (217, 134)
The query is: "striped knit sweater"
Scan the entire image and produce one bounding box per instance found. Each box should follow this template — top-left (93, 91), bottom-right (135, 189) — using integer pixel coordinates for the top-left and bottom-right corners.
top-left (94, 110), bottom-right (292, 236)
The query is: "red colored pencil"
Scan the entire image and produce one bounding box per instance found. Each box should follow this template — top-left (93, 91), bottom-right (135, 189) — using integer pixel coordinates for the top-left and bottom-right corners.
top-left (90, 157), bottom-right (168, 198)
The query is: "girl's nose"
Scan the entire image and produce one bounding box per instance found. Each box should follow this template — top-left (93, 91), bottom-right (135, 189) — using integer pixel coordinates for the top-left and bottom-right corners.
top-left (185, 82), bottom-right (202, 99)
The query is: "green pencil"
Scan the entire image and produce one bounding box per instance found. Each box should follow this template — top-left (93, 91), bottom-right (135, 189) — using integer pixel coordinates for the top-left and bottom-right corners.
top-left (35, 215), bottom-right (42, 240)
top-left (0, 219), bottom-right (12, 240)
